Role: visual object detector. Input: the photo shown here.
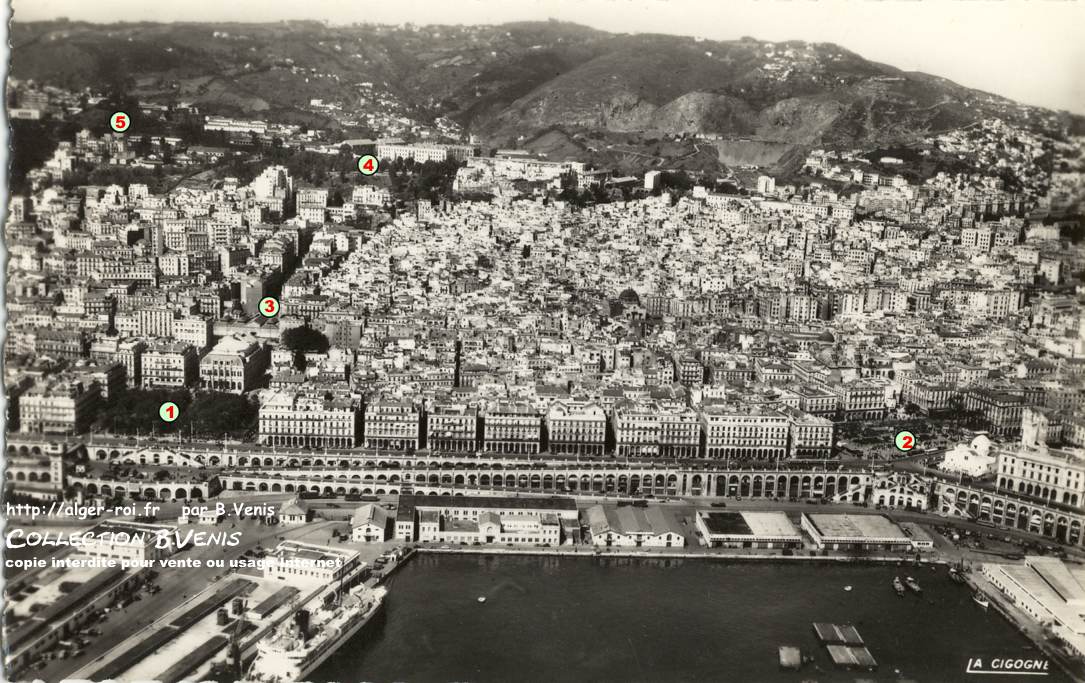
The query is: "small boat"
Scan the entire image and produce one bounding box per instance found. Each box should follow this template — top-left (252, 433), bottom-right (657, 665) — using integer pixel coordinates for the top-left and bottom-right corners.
top-left (905, 577), bottom-right (922, 593)
top-left (949, 567), bottom-right (966, 584)
top-left (973, 593), bottom-right (990, 609)
top-left (893, 576), bottom-right (906, 596)
top-left (844, 585), bottom-right (853, 592)
top-left (477, 596), bottom-right (487, 603)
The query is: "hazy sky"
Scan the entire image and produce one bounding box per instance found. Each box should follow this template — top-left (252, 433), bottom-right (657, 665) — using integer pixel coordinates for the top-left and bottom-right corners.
top-left (12, 0), bottom-right (1085, 114)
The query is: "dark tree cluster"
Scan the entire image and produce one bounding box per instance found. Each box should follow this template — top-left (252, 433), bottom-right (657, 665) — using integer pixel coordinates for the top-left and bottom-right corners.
top-left (92, 389), bottom-right (257, 439)
top-left (384, 157), bottom-right (462, 203)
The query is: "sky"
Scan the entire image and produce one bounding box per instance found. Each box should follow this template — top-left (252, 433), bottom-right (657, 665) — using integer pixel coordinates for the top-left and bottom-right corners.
top-left (11, 0), bottom-right (1085, 114)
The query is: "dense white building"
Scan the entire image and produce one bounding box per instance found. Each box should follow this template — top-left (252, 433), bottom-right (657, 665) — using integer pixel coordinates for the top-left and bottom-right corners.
top-left (262, 540), bottom-right (360, 585)
top-left (940, 435), bottom-right (997, 477)
top-left (199, 336), bottom-right (270, 394)
top-left (585, 504), bottom-right (686, 548)
top-left (364, 400), bottom-right (421, 451)
top-left (259, 389), bottom-right (361, 448)
top-left (19, 379), bottom-right (101, 434)
top-left (546, 400), bottom-right (606, 456)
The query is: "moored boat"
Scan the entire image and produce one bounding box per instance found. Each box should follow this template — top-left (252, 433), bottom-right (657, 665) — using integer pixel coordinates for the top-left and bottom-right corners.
top-left (973, 592), bottom-right (990, 609)
top-left (249, 584), bottom-right (387, 682)
top-left (892, 576), bottom-right (906, 596)
top-left (905, 576), bottom-right (922, 593)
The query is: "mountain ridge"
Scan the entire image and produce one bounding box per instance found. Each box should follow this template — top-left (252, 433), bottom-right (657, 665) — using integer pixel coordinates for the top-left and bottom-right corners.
top-left (9, 19), bottom-right (1081, 170)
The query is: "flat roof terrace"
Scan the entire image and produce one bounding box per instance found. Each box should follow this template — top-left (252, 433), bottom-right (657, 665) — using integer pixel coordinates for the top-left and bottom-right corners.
top-left (805, 514), bottom-right (909, 541)
top-left (700, 511), bottom-right (801, 539)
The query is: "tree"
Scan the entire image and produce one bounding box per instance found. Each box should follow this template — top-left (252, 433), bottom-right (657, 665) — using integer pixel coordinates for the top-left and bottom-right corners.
top-left (187, 392), bottom-right (258, 439)
top-left (281, 326), bottom-right (330, 353)
top-left (281, 325), bottom-right (330, 368)
top-left (92, 388), bottom-right (191, 435)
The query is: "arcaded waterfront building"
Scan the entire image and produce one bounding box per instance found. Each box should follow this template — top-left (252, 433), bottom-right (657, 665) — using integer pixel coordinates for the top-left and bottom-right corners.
top-left (546, 400), bottom-right (606, 456)
top-left (482, 401), bottom-right (542, 455)
top-left (701, 404), bottom-right (789, 460)
top-left (781, 406), bottom-right (835, 458)
top-left (259, 388), bottom-right (361, 448)
top-left (364, 399), bottom-right (421, 452)
top-left (611, 401), bottom-right (700, 458)
top-left (426, 403), bottom-right (479, 453)
top-left (997, 444), bottom-right (1085, 507)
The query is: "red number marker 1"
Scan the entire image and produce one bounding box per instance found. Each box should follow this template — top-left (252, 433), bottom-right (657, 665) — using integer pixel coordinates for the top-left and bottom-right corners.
top-left (159, 401), bottom-right (180, 423)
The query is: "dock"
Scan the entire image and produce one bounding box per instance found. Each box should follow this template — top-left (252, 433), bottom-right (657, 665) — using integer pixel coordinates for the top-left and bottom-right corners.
top-left (813, 622), bottom-right (876, 670)
top-left (778, 646), bottom-right (802, 670)
top-left (826, 644), bottom-right (878, 670)
top-left (812, 622), bottom-right (864, 646)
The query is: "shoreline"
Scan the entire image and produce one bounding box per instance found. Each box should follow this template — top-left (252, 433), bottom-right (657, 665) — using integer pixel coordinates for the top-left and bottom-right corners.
top-left (410, 544), bottom-right (945, 565)
top-left (968, 572), bottom-right (1085, 683)
top-left (399, 546), bottom-right (1085, 681)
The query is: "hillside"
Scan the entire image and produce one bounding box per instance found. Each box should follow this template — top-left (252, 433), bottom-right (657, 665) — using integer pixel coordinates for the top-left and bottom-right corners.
top-left (9, 19), bottom-right (1080, 170)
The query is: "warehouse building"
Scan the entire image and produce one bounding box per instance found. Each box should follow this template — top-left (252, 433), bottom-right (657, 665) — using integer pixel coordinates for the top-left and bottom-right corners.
top-left (800, 513), bottom-right (913, 552)
top-left (696, 511), bottom-right (803, 549)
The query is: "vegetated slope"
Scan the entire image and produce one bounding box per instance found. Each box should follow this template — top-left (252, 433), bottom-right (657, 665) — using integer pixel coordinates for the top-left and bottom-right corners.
top-left (9, 20), bottom-right (1078, 155)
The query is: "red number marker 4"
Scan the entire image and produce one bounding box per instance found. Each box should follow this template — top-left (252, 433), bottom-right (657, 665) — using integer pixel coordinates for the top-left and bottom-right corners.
top-left (358, 154), bottom-right (379, 176)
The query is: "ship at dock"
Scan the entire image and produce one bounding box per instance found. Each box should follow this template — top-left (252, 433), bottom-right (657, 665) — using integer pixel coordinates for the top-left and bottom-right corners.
top-left (248, 583), bottom-right (387, 683)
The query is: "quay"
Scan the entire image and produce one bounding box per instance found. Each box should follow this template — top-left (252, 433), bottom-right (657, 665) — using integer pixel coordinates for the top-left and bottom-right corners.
top-left (778, 646), bottom-right (801, 670)
top-left (813, 622), bottom-right (876, 670)
top-left (812, 622), bottom-right (864, 646)
top-left (826, 644), bottom-right (878, 670)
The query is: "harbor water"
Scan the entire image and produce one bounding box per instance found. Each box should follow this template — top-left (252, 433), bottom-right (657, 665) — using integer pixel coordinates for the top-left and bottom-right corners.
top-left (314, 554), bottom-right (1067, 682)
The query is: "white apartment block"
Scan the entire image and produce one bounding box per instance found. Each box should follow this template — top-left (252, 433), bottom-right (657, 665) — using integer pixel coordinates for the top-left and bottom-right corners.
top-left (997, 446), bottom-right (1085, 508)
top-left (142, 342), bottom-right (198, 388)
top-left (701, 405), bottom-right (789, 460)
top-left (482, 402), bottom-right (542, 455)
top-left (426, 403), bottom-right (479, 453)
top-left (351, 185), bottom-right (392, 206)
top-left (20, 380), bottom-right (101, 434)
top-left (377, 142), bottom-right (476, 163)
top-left (199, 336), bottom-right (269, 394)
top-left (546, 401), bottom-right (606, 456)
top-left (364, 400), bottom-right (421, 451)
top-left (259, 389), bottom-right (360, 449)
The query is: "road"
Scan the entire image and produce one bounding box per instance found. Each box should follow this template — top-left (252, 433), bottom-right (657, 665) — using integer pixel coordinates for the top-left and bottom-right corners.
top-left (18, 480), bottom-right (1081, 680)
top-left (35, 515), bottom-right (334, 682)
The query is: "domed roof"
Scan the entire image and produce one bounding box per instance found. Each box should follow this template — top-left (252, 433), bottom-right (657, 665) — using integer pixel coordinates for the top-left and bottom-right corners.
top-left (617, 288), bottom-right (641, 306)
top-left (970, 434), bottom-right (992, 457)
top-left (818, 330), bottom-right (836, 342)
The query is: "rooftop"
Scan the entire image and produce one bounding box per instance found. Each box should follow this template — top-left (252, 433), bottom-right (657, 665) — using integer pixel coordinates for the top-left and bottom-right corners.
top-left (805, 513), bottom-right (908, 540)
top-left (700, 511), bottom-right (801, 538)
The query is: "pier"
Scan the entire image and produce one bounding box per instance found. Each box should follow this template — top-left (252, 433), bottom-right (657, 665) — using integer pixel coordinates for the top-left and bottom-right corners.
top-left (826, 644), bottom-right (878, 670)
top-left (812, 623), bottom-right (877, 670)
top-left (812, 622), bottom-right (864, 645)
